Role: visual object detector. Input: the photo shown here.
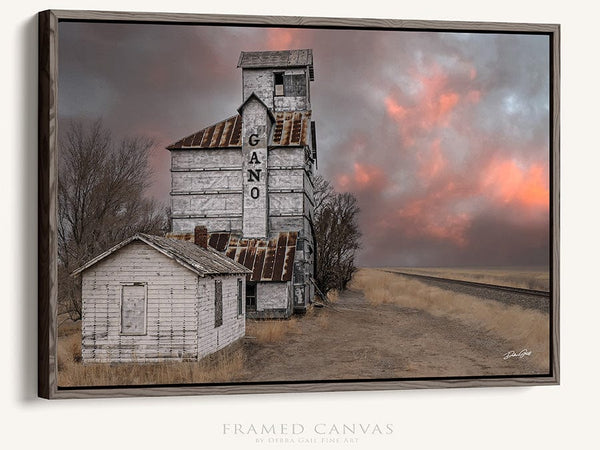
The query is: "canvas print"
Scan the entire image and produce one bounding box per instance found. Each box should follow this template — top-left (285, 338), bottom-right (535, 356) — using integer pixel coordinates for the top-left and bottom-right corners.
top-left (52, 18), bottom-right (555, 389)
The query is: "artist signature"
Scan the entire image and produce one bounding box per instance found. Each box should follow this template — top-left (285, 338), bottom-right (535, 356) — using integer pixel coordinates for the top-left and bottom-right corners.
top-left (503, 349), bottom-right (532, 360)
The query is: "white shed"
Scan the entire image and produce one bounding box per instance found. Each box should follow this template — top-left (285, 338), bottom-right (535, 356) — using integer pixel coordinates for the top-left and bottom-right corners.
top-left (72, 232), bottom-right (251, 363)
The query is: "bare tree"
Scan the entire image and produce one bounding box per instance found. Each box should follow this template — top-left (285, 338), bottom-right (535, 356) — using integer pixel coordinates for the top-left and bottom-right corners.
top-left (313, 175), bottom-right (361, 296)
top-left (58, 119), bottom-right (168, 320)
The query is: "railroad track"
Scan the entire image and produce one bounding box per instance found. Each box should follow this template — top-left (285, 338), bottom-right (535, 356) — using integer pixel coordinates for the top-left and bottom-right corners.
top-left (380, 270), bottom-right (551, 313)
top-left (382, 270), bottom-right (550, 297)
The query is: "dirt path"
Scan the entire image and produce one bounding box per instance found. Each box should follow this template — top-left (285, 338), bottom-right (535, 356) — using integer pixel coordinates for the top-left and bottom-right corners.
top-left (238, 288), bottom-right (545, 382)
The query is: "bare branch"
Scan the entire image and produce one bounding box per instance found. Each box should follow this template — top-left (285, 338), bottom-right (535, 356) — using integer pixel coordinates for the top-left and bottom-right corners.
top-left (57, 119), bottom-right (168, 320)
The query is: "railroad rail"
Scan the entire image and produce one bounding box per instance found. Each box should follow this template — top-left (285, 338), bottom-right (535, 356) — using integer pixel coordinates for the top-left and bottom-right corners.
top-left (382, 270), bottom-right (550, 298)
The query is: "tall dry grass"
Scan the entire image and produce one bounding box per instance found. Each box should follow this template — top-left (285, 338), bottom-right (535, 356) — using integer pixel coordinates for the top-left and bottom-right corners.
top-left (387, 267), bottom-right (549, 291)
top-left (57, 322), bottom-right (246, 387)
top-left (352, 269), bottom-right (549, 367)
top-left (245, 318), bottom-right (300, 343)
top-left (326, 290), bottom-right (339, 303)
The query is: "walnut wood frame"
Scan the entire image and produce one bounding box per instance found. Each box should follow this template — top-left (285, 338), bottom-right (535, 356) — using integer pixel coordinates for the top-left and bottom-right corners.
top-left (38, 9), bottom-right (560, 399)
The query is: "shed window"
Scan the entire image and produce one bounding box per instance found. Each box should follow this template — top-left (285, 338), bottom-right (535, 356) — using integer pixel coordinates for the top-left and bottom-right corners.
top-left (237, 278), bottom-right (244, 316)
top-left (215, 280), bottom-right (223, 328)
top-left (121, 284), bottom-right (146, 335)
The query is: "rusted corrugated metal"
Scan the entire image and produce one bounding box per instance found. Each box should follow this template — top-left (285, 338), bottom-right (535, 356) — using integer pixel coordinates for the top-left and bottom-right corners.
top-left (167, 115), bottom-right (242, 150)
top-left (208, 232), bottom-right (231, 252)
top-left (165, 231), bottom-right (297, 282)
top-left (271, 111), bottom-right (311, 147)
top-left (167, 109), bottom-right (310, 150)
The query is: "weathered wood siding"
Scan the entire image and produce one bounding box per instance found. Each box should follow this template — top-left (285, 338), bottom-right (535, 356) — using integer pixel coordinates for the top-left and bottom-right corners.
top-left (196, 275), bottom-right (245, 358)
top-left (171, 149), bottom-right (243, 233)
top-left (172, 149), bottom-right (242, 170)
top-left (256, 282), bottom-right (291, 314)
top-left (172, 218), bottom-right (243, 234)
top-left (268, 168), bottom-right (304, 190)
top-left (81, 241), bottom-right (245, 363)
top-left (269, 147), bottom-right (304, 166)
top-left (171, 171), bottom-right (241, 191)
top-left (172, 193), bottom-right (242, 217)
top-left (242, 67), bottom-right (310, 111)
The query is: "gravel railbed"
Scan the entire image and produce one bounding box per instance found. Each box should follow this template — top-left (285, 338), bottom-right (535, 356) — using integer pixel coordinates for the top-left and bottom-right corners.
top-left (390, 272), bottom-right (550, 314)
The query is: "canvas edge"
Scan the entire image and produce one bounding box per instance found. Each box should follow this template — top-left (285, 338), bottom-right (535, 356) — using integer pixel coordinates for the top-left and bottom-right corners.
top-left (38, 9), bottom-right (59, 399)
top-left (551, 24), bottom-right (560, 386)
top-left (50, 376), bottom-right (560, 400)
top-left (37, 9), bottom-right (560, 399)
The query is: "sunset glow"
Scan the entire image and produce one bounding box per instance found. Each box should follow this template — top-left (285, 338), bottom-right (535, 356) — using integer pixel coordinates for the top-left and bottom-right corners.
top-left (59, 23), bottom-right (550, 266)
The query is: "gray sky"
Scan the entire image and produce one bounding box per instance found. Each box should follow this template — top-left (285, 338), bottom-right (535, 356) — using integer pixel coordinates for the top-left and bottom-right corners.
top-left (58, 22), bottom-right (550, 268)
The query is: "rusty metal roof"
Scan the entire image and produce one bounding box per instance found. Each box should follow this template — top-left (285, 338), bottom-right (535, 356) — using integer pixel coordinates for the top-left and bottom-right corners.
top-left (166, 231), bottom-right (298, 282)
top-left (167, 110), bottom-right (312, 150)
top-left (225, 232), bottom-right (297, 282)
top-left (271, 111), bottom-right (311, 146)
top-left (71, 234), bottom-right (251, 277)
top-left (167, 115), bottom-right (242, 150)
top-left (238, 49), bottom-right (313, 75)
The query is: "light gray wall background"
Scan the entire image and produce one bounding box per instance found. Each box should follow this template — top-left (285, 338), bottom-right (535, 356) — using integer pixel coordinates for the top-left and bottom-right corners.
top-left (3, 1), bottom-right (597, 449)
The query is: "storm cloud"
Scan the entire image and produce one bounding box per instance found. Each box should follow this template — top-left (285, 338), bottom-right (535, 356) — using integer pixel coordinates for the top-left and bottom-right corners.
top-left (58, 22), bottom-right (550, 268)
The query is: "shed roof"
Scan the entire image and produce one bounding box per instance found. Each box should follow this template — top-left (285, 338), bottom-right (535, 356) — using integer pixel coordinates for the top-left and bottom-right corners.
top-left (71, 233), bottom-right (251, 277)
top-left (166, 231), bottom-right (298, 282)
top-left (167, 110), bottom-right (312, 150)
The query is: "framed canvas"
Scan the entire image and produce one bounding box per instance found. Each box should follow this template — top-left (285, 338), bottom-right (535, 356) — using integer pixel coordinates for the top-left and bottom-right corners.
top-left (38, 9), bottom-right (560, 399)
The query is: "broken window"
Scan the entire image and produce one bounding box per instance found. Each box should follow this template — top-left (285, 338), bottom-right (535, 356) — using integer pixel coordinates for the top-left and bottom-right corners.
top-left (215, 279), bottom-right (223, 327)
top-left (237, 278), bottom-right (243, 316)
top-left (246, 283), bottom-right (257, 311)
top-left (283, 74), bottom-right (307, 97)
top-left (121, 283), bottom-right (146, 335)
top-left (274, 72), bottom-right (284, 96)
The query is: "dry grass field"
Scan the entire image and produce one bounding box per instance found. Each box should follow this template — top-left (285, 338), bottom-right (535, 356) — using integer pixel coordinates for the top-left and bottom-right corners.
top-left (386, 266), bottom-right (549, 291)
top-left (57, 318), bottom-right (298, 387)
top-left (57, 321), bottom-right (246, 386)
top-left (57, 268), bottom-right (550, 386)
top-left (351, 269), bottom-right (549, 369)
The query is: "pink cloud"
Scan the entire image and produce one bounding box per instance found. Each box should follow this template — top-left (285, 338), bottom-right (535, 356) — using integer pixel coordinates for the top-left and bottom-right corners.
top-left (336, 162), bottom-right (388, 192)
top-left (467, 90), bottom-right (482, 103)
top-left (384, 64), bottom-right (469, 146)
top-left (480, 157), bottom-right (549, 210)
top-left (417, 138), bottom-right (446, 182)
top-left (394, 192), bottom-right (472, 247)
top-left (266, 29), bottom-right (302, 50)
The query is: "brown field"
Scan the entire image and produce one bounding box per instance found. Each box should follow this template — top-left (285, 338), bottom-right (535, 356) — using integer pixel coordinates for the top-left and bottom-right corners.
top-left (57, 322), bottom-right (246, 386)
top-left (385, 266), bottom-right (549, 291)
top-left (351, 269), bottom-right (549, 368)
top-left (57, 268), bottom-right (549, 386)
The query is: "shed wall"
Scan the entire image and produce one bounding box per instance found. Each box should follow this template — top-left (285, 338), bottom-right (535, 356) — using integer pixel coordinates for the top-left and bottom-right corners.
top-left (197, 275), bottom-right (246, 358)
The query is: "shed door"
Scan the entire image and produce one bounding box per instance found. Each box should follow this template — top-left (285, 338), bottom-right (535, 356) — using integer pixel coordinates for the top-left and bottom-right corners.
top-left (121, 284), bottom-right (146, 335)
